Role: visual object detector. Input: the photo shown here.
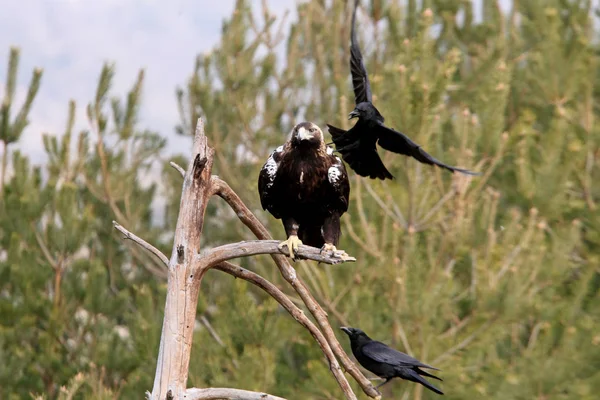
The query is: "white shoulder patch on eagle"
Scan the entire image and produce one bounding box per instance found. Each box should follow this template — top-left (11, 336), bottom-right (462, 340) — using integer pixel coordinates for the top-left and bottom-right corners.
top-left (326, 146), bottom-right (334, 155)
top-left (275, 145), bottom-right (284, 153)
top-left (264, 153), bottom-right (278, 188)
top-left (328, 165), bottom-right (342, 185)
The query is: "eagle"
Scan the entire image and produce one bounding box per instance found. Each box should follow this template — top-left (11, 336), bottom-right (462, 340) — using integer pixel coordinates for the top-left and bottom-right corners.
top-left (258, 122), bottom-right (350, 260)
top-left (327, 0), bottom-right (479, 180)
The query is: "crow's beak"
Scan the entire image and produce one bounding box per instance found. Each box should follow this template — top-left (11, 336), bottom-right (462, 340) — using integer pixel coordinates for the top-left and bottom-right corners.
top-left (348, 110), bottom-right (360, 120)
top-left (340, 327), bottom-right (351, 335)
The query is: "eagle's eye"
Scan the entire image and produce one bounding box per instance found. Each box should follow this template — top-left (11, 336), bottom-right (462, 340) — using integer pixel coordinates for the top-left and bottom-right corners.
top-left (310, 128), bottom-right (316, 133)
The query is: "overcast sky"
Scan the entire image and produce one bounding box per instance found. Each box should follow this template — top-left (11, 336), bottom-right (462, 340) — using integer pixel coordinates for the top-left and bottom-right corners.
top-left (0, 0), bottom-right (529, 165)
top-left (0, 0), bottom-right (297, 164)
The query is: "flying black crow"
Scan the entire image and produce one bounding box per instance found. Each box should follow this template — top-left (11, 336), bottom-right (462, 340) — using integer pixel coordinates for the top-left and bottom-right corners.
top-left (341, 326), bottom-right (444, 395)
top-left (258, 122), bottom-right (350, 260)
top-left (327, 0), bottom-right (479, 180)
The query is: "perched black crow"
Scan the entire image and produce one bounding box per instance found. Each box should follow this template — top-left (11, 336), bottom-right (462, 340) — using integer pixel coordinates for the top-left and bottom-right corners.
top-left (327, 0), bottom-right (479, 180)
top-left (341, 327), bottom-right (444, 395)
top-left (258, 122), bottom-right (350, 260)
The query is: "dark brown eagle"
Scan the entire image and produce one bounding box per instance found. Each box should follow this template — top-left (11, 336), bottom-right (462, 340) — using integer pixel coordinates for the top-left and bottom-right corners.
top-left (258, 122), bottom-right (350, 260)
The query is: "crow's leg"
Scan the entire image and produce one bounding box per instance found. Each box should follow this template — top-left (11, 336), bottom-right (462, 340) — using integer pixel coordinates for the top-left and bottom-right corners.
top-left (375, 378), bottom-right (392, 389)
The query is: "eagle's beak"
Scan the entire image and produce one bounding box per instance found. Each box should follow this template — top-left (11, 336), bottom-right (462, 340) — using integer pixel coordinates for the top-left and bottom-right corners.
top-left (297, 127), bottom-right (314, 141)
top-left (348, 109), bottom-right (360, 120)
top-left (340, 327), bottom-right (351, 335)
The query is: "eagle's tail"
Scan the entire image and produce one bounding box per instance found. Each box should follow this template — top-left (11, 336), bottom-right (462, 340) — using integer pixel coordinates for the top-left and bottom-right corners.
top-left (298, 224), bottom-right (325, 249)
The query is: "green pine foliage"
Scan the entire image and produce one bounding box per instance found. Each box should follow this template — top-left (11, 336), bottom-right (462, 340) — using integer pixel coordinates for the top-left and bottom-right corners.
top-left (1, 1), bottom-right (599, 399)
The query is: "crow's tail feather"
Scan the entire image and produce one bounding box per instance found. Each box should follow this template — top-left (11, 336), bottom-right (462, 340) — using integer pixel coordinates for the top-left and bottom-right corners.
top-left (416, 367), bottom-right (443, 382)
top-left (405, 369), bottom-right (444, 395)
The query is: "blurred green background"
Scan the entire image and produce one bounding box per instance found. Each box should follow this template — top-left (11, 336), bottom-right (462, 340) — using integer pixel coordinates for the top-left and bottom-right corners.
top-left (1, 0), bottom-right (599, 399)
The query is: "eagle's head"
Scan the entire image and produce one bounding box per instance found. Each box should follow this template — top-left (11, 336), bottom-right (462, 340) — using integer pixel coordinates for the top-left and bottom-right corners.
top-left (290, 121), bottom-right (324, 149)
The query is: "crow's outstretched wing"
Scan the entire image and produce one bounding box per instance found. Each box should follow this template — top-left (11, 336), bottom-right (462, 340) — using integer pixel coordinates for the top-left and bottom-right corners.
top-left (375, 123), bottom-right (480, 176)
top-left (257, 146), bottom-right (284, 217)
top-left (350, 0), bottom-right (372, 105)
top-left (335, 137), bottom-right (393, 180)
top-left (361, 340), bottom-right (439, 370)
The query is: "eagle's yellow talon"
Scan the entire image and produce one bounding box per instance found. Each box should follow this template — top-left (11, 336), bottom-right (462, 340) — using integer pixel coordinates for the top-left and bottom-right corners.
top-left (321, 243), bottom-right (337, 253)
top-left (321, 243), bottom-right (349, 259)
top-left (278, 235), bottom-right (303, 260)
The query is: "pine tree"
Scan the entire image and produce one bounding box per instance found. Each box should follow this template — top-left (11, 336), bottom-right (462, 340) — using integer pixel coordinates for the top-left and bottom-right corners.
top-left (0, 58), bottom-right (168, 398)
top-left (176, 1), bottom-right (599, 399)
top-left (0, 47), bottom-right (42, 197)
top-left (1, 0), bottom-right (599, 398)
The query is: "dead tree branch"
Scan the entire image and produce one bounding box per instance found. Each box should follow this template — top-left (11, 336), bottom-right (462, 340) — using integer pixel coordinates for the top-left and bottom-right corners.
top-left (183, 387), bottom-right (286, 400)
top-left (149, 119), bottom-right (215, 400)
top-left (199, 240), bottom-right (356, 267)
top-left (170, 161), bottom-right (186, 177)
top-left (113, 119), bottom-right (373, 400)
top-left (215, 261), bottom-right (356, 399)
top-left (113, 221), bottom-right (169, 266)
top-left (211, 177), bottom-right (381, 399)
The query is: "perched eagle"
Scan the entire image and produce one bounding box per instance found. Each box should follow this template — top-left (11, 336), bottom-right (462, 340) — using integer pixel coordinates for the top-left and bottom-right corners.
top-left (258, 122), bottom-right (350, 260)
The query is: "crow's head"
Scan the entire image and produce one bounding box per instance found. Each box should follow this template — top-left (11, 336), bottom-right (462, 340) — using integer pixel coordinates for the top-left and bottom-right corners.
top-left (340, 326), bottom-right (369, 341)
top-left (348, 102), bottom-right (384, 123)
top-left (290, 121), bottom-right (324, 149)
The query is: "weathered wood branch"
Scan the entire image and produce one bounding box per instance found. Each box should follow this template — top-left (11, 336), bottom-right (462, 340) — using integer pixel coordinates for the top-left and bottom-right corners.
top-left (198, 240), bottom-right (356, 267)
top-left (150, 119), bottom-right (215, 400)
top-left (115, 119), bottom-right (375, 400)
top-left (183, 387), bottom-right (286, 400)
top-left (170, 161), bottom-right (186, 177)
top-left (215, 262), bottom-right (356, 399)
top-left (211, 177), bottom-right (381, 399)
top-left (113, 221), bottom-right (169, 266)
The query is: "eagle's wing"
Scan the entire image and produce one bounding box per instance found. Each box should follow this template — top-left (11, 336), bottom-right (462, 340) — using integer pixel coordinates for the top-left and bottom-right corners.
top-left (361, 341), bottom-right (439, 370)
top-left (326, 148), bottom-right (350, 212)
top-left (375, 123), bottom-right (480, 175)
top-left (350, 0), bottom-right (372, 105)
top-left (258, 145), bottom-right (284, 217)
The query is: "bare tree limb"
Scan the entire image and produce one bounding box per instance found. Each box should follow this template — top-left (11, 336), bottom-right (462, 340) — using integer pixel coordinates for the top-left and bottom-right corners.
top-left (198, 240), bottom-right (356, 267)
top-left (171, 161), bottom-right (186, 177)
top-left (150, 118), bottom-right (216, 400)
top-left (116, 121), bottom-right (375, 399)
top-left (113, 221), bottom-right (169, 267)
top-left (198, 315), bottom-right (226, 348)
top-left (184, 387), bottom-right (286, 400)
top-left (215, 261), bottom-right (357, 400)
top-left (211, 177), bottom-right (381, 400)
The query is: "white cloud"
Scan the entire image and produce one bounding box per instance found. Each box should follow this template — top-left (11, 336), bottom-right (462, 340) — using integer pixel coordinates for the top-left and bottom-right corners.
top-left (0, 0), bottom-right (297, 165)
